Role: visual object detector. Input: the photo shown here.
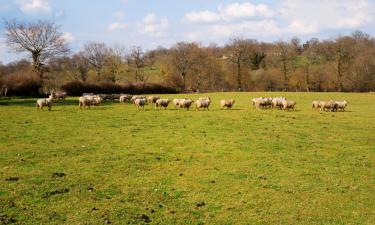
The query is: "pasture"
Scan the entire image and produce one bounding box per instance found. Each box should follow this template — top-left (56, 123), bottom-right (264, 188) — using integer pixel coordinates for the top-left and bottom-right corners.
top-left (1, 92), bottom-right (374, 224)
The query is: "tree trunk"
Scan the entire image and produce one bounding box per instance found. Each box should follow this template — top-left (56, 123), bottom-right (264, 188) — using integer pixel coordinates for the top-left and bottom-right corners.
top-left (32, 52), bottom-right (43, 80)
top-left (237, 58), bottom-right (242, 91)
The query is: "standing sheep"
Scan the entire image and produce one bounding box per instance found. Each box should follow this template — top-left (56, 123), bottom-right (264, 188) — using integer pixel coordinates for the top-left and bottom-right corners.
top-left (155, 99), bottom-right (170, 110)
top-left (119, 94), bottom-right (132, 103)
top-left (272, 97), bottom-right (285, 109)
top-left (36, 95), bottom-right (54, 111)
top-left (195, 97), bottom-right (211, 110)
top-left (52, 91), bottom-right (67, 100)
top-left (220, 99), bottom-right (235, 109)
top-left (134, 98), bottom-right (146, 110)
top-left (147, 96), bottom-right (160, 104)
top-left (312, 100), bottom-right (322, 109)
top-left (131, 96), bottom-right (146, 104)
top-left (320, 101), bottom-right (335, 112)
top-left (173, 99), bottom-right (183, 108)
top-left (179, 99), bottom-right (193, 110)
top-left (281, 99), bottom-right (296, 110)
top-left (333, 100), bottom-right (348, 111)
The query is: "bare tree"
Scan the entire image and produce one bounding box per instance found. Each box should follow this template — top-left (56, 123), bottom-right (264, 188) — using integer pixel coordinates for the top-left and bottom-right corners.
top-left (4, 19), bottom-right (69, 80)
top-left (226, 38), bottom-right (253, 91)
top-left (171, 42), bottom-right (195, 89)
top-left (106, 44), bottom-right (126, 82)
top-left (128, 46), bottom-right (147, 82)
top-left (70, 52), bottom-right (90, 82)
top-left (83, 42), bottom-right (109, 81)
top-left (277, 41), bottom-right (292, 91)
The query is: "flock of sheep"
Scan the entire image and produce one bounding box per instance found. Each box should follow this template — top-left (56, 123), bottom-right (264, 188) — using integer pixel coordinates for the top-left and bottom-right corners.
top-left (35, 91), bottom-right (348, 112)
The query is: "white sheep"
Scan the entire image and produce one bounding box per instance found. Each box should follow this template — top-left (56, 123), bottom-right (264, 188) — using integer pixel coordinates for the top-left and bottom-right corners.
top-left (195, 97), bottom-right (211, 110)
top-left (272, 97), bottom-right (286, 109)
top-left (220, 99), bottom-right (235, 109)
top-left (147, 96), bottom-right (160, 104)
top-left (36, 95), bottom-right (54, 111)
top-left (333, 100), bottom-right (348, 111)
top-left (119, 94), bottom-right (132, 103)
top-left (131, 96), bottom-right (146, 104)
top-left (320, 101), bottom-right (335, 112)
top-left (254, 98), bottom-right (271, 109)
top-left (155, 99), bottom-right (170, 110)
top-left (52, 91), bottom-right (66, 100)
top-left (179, 98), bottom-right (193, 110)
top-left (134, 98), bottom-right (146, 110)
top-left (173, 98), bottom-right (183, 108)
top-left (312, 100), bottom-right (322, 109)
top-left (281, 99), bottom-right (296, 110)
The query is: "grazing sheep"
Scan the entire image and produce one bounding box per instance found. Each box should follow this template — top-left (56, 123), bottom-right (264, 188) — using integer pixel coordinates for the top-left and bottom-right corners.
top-left (79, 96), bottom-right (92, 109)
top-left (36, 95), bottom-right (54, 111)
top-left (83, 93), bottom-right (94, 97)
top-left (281, 99), bottom-right (296, 110)
top-left (52, 91), bottom-right (66, 100)
top-left (252, 97), bottom-right (263, 108)
top-left (92, 95), bottom-right (102, 106)
top-left (147, 96), bottom-right (160, 104)
top-left (312, 100), bottom-right (322, 109)
top-left (220, 99), bottom-right (235, 109)
top-left (272, 97), bottom-right (286, 109)
top-left (78, 95), bottom-right (101, 109)
top-left (254, 98), bottom-right (270, 109)
top-left (119, 94), bottom-right (132, 103)
top-left (98, 94), bottom-right (111, 102)
top-left (333, 100), bottom-right (348, 111)
top-left (134, 98), bottom-right (146, 110)
top-left (155, 99), bottom-right (170, 110)
top-left (195, 97), bottom-right (211, 110)
top-left (320, 101), bottom-right (335, 112)
top-left (179, 98), bottom-right (193, 110)
top-left (111, 94), bottom-right (122, 101)
top-left (173, 98), bottom-right (183, 108)
top-left (131, 96), bottom-right (146, 104)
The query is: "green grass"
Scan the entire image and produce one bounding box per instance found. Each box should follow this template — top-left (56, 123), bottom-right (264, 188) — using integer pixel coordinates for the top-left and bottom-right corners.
top-left (1, 92), bottom-right (374, 225)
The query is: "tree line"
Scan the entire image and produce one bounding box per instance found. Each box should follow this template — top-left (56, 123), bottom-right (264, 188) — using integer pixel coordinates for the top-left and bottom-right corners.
top-left (1, 20), bottom-right (375, 95)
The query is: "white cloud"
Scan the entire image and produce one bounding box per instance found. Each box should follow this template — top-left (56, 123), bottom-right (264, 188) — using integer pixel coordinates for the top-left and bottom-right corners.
top-left (212, 20), bottom-right (281, 38)
top-left (108, 22), bottom-right (128, 31)
top-left (182, 0), bottom-right (375, 42)
top-left (61, 32), bottom-right (75, 43)
top-left (184, 10), bottom-right (220, 23)
top-left (113, 10), bottom-right (125, 20)
top-left (140, 13), bottom-right (169, 37)
top-left (218, 2), bottom-right (274, 20)
top-left (280, 0), bottom-right (374, 33)
top-left (185, 2), bottom-right (274, 23)
top-left (15, 0), bottom-right (50, 12)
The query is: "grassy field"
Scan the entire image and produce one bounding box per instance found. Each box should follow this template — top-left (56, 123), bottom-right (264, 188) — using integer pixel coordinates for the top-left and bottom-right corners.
top-left (1, 92), bottom-right (374, 225)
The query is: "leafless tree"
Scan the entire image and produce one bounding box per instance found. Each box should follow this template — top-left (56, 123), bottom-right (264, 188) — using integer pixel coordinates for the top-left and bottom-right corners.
top-left (226, 38), bottom-right (253, 91)
top-left (128, 46), bottom-right (147, 82)
top-left (70, 52), bottom-right (90, 82)
top-left (4, 19), bottom-right (69, 80)
top-left (83, 42), bottom-right (109, 81)
top-left (106, 44), bottom-right (126, 82)
top-left (171, 42), bottom-right (195, 89)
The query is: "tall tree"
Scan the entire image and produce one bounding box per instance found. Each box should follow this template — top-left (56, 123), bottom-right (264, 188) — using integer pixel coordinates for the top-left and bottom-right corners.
top-left (171, 42), bottom-right (196, 89)
top-left (276, 41), bottom-right (292, 91)
top-left (70, 52), bottom-right (90, 82)
top-left (128, 46), bottom-right (147, 82)
top-left (83, 42), bottom-right (109, 81)
top-left (4, 19), bottom-right (69, 80)
top-left (226, 38), bottom-right (253, 91)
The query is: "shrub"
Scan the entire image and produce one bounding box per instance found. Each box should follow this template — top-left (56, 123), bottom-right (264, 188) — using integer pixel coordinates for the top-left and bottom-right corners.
top-left (61, 81), bottom-right (178, 96)
top-left (3, 76), bottom-right (42, 97)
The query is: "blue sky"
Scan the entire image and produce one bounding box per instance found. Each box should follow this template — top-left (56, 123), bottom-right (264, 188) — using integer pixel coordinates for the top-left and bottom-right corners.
top-left (1, 0), bottom-right (375, 63)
